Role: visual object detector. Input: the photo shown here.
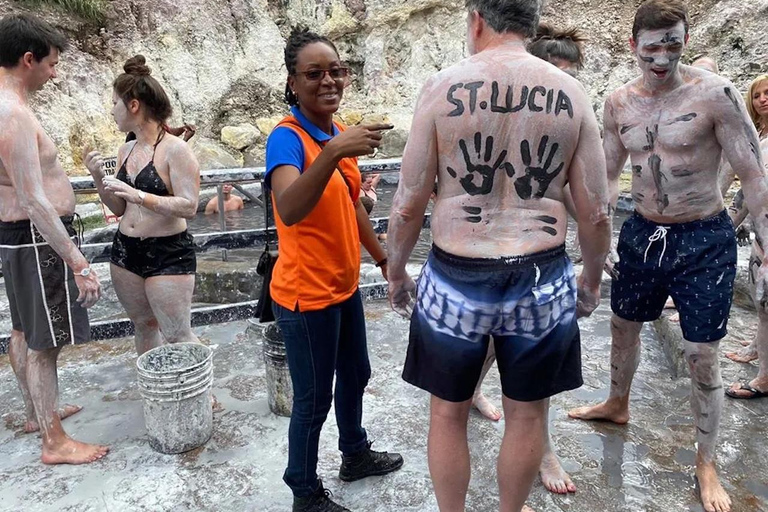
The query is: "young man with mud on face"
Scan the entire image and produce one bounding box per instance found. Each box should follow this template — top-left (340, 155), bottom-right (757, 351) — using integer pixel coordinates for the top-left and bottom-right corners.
top-left (568, 2), bottom-right (768, 511)
top-left (0, 14), bottom-right (107, 465)
top-left (386, 0), bottom-right (612, 509)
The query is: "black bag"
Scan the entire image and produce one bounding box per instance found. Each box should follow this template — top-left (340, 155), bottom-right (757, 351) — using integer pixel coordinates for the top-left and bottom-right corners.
top-left (254, 244), bottom-right (278, 323)
top-left (254, 186), bottom-right (278, 323)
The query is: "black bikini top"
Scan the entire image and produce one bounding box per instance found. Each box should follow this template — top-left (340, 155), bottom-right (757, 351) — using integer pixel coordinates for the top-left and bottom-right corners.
top-left (115, 131), bottom-right (170, 197)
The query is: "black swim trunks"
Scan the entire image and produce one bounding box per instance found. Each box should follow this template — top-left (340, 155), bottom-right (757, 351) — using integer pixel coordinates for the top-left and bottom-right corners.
top-left (403, 244), bottom-right (582, 403)
top-left (0, 217), bottom-right (90, 351)
top-left (110, 230), bottom-right (196, 279)
top-left (611, 210), bottom-right (736, 343)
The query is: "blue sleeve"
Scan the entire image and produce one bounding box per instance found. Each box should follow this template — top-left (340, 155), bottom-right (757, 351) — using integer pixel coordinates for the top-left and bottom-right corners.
top-left (265, 127), bottom-right (305, 189)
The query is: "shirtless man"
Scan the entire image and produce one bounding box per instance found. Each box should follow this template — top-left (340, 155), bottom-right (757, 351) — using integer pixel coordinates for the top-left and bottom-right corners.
top-left (387, 1), bottom-right (611, 510)
top-left (204, 183), bottom-right (244, 214)
top-left (568, 2), bottom-right (768, 511)
top-left (0, 14), bottom-right (107, 464)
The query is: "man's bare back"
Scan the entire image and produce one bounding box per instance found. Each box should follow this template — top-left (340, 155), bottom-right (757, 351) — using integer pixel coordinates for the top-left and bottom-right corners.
top-left (0, 98), bottom-right (75, 222)
top-left (421, 43), bottom-right (604, 258)
top-left (609, 66), bottom-right (757, 223)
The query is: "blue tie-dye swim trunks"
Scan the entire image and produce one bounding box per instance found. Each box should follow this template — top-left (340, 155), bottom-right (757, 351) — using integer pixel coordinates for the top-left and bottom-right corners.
top-left (403, 244), bottom-right (582, 403)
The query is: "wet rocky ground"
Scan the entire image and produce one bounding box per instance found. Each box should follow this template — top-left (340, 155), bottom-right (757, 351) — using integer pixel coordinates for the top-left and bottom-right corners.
top-left (0, 293), bottom-right (767, 512)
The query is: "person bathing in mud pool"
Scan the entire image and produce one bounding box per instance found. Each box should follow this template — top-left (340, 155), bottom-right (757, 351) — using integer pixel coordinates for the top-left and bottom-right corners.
top-left (0, 14), bottom-right (107, 464)
top-left (469, 20), bottom-right (590, 496)
top-left (568, 2), bottom-right (768, 511)
top-left (84, 56), bottom-right (205, 361)
top-left (719, 74), bottom-right (768, 401)
top-left (265, 26), bottom-right (402, 512)
top-left (387, 0), bottom-right (611, 510)
top-left (205, 183), bottom-right (245, 215)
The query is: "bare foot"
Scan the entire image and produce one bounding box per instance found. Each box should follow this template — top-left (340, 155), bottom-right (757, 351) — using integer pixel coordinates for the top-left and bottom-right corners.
top-left (523, 506), bottom-right (535, 512)
top-left (41, 437), bottom-right (109, 465)
top-left (472, 393), bottom-right (502, 421)
top-left (539, 450), bottom-right (576, 494)
top-left (25, 404), bottom-right (83, 434)
top-left (669, 312), bottom-right (680, 323)
top-left (696, 461), bottom-right (731, 512)
top-left (568, 400), bottom-right (629, 425)
top-left (724, 346), bottom-right (758, 363)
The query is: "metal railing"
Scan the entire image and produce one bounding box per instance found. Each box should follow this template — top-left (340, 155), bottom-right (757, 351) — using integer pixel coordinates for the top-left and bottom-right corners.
top-left (0, 158), bottom-right (408, 351)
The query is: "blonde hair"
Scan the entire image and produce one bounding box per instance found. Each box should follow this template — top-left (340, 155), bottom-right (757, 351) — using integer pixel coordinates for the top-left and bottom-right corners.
top-left (746, 74), bottom-right (768, 135)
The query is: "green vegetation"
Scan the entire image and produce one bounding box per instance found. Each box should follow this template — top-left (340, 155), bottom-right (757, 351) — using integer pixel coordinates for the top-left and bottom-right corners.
top-left (80, 214), bottom-right (107, 232)
top-left (18, 0), bottom-right (106, 22)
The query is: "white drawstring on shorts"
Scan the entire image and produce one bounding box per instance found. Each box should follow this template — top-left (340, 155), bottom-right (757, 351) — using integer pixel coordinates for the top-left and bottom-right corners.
top-left (643, 226), bottom-right (669, 267)
top-left (534, 263), bottom-right (541, 287)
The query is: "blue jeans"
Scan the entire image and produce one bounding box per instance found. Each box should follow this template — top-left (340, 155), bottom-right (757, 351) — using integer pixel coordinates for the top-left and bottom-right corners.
top-left (273, 289), bottom-right (371, 497)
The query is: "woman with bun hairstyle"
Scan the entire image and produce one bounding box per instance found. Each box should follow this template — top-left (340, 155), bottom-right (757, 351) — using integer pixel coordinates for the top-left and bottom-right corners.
top-left (84, 56), bottom-right (201, 356)
top-left (265, 27), bottom-right (403, 511)
top-left (527, 24), bottom-right (587, 78)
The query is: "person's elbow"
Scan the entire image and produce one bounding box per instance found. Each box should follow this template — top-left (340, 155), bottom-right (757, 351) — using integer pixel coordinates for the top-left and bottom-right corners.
top-left (181, 202), bottom-right (198, 220)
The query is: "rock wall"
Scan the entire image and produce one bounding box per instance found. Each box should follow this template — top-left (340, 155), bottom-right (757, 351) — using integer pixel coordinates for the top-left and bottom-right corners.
top-left (1, 0), bottom-right (766, 175)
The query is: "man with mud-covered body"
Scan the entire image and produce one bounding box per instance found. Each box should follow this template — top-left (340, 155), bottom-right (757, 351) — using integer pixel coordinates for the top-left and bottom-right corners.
top-left (568, 2), bottom-right (768, 511)
top-left (0, 14), bottom-right (107, 465)
top-left (387, 0), bottom-right (611, 509)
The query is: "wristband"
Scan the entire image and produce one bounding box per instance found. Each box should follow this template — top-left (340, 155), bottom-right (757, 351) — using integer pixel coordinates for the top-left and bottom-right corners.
top-left (375, 258), bottom-right (388, 268)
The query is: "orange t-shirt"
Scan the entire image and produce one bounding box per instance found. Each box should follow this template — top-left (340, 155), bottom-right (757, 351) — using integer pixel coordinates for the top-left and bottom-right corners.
top-left (268, 116), bottom-right (361, 312)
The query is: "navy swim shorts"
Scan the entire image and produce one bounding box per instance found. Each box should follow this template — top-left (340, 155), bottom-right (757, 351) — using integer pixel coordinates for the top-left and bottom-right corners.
top-left (611, 210), bottom-right (736, 342)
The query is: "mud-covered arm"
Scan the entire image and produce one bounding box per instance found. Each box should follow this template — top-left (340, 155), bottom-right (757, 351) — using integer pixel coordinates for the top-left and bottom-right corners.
top-left (715, 85), bottom-right (768, 257)
top-left (603, 97), bottom-right (629, 216)
top-left (387, 80), bottom-right (439, 281)
top-left (89, 143), bottom-right (128, 216)
top-left (0, 109), bottom-right (90, 273)
top-left (570, 99), bottom-right (612, 289)
top-left (141, 142), bottom-right (200, 219)
top-left (728, 189), bottom-right (749, 227)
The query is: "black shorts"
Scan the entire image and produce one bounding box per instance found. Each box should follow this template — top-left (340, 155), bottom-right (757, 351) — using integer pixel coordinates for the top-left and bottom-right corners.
top-left (0, 217), bottom-right (90, 351)
top-left (403, 244), bottom-right (582, 403)
top-left (611, 210), bottom-right (737, 342)
top-left (110, 230), bottom-right (196, 279)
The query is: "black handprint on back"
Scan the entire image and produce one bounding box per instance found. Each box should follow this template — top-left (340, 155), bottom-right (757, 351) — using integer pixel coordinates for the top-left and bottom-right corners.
top-left (514, 135), bottom-right (565, 200)
top-left (447, 132), bottom-right (515, 196)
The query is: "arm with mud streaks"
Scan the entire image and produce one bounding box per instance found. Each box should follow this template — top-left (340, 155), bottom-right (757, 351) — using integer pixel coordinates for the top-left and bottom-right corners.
top-left (603, 97), bottom-right (629, 215)
top-left (715, 85), bottom-right (768, 255)
top-left (387, 79), bottom-right (439, 316)
top-left (0, 109), bottom-right (90, 274)
top-left (569, 95), bottom-right (612, 317)
top-left (387, 82), bottom-right (438, 281)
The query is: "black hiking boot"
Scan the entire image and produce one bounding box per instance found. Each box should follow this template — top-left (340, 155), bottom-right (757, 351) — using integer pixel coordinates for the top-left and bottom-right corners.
top-left (293, 482), bottom-right (350, 512)
top-left (338, 441), bottom-right (404, 482)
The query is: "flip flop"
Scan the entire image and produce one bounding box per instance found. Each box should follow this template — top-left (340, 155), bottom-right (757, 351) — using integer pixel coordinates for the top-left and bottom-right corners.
top-left (725, 383), bottom-right (768, 399)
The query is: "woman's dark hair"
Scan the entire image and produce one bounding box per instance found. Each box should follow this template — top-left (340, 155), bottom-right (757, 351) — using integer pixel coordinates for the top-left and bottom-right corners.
top-left (0, 14), bottom-right (68, 68)
top-left (528, 24), bottom-right (587, 70)
top-left (113, 55), bottom-right (172, 123)
top-left (283, 26), bottom-right (340, 106)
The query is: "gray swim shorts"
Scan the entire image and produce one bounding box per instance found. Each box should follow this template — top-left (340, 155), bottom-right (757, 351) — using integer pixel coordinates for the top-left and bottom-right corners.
top-left (0, 217), bottom-right (90, 351)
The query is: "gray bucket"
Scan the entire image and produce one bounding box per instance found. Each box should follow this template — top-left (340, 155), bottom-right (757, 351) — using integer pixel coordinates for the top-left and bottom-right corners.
top-left (136, 343), bottom-right (214, 454)
top-left (262, 322), bottom-right (293, 417)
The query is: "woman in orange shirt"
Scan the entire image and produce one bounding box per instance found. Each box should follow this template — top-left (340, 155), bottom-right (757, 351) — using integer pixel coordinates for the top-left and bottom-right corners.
top-left (265, 27), bottom-right (403, 511)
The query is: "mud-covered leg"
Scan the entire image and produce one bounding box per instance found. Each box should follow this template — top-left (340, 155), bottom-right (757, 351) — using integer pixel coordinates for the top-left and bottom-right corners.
top-left (568, 316), bottom-right (641, 423)
top-left (685, 340), bottom-right (731, 512)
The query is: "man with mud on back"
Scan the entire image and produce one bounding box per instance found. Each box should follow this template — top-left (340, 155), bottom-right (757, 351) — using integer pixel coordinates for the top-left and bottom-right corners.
top-left (386, 0), bottom-right (612, 509)
top-left (568, 2), bottom-right (768, 511)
